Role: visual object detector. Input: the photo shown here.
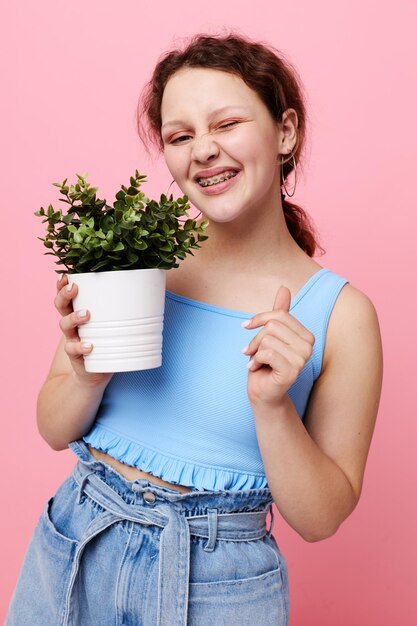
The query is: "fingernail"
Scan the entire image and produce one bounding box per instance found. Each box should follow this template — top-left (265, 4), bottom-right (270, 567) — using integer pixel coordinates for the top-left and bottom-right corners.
top-left (77, 309), bottom-right (87, 318)
top-left (59, 273), bottom-right (65, 283)
top-left (241, 319), bottom-right (251, 328)
top-left (241, 344), bottom-right (250, 354)
top-left (246, 358), bottom-right (255, 369)
top-left (81, 342), bottom-right (92, 351)
top-left (66, 284), bottom-right (72, 292)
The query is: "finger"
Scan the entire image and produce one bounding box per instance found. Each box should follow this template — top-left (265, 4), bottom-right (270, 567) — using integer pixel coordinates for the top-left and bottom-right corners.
top-left (64, 340), bottom-right (94, 376)
top-left (54, 280), bottom-right (78, 317)
top-left (273, 285), bottom-right (291, 312)
top-left (59, 309), bottom-right (90, 341)
top-left (242, 310), bottom-right (315, 345)
top-left (247, 337), bottom-right (307, 373)
top-left (247, 345), bottom-right (291, 376)
top-left (243, 319), bottom-right (314, 357)
top-left (56, 272), bottom-right (68, 292)
top-left (65, 340), bottom-right (93, 359)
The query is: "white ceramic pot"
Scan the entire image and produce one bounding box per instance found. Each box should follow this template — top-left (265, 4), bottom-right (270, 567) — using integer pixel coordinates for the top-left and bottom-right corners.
top-left (68, 268), bottom-right (166, 373)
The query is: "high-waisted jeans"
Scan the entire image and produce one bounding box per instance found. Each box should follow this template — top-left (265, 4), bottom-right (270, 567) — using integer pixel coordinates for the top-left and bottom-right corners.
top-left (6, 440), bottom-right (290, 625)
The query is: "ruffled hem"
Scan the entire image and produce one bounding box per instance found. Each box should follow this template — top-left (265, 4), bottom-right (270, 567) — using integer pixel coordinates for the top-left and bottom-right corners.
top-left (83, 425), bottom-right (268, 492)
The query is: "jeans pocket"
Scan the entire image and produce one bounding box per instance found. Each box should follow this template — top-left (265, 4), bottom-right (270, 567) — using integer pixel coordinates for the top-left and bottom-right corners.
top-left (269, 533), bottom-right (290, 621)
top-left (6, 474), bottom-right (103, 626)
top-left (43, 496), bottom-right (80, 543)
top-left (6, 498), bottom-right (78, 626)
top-left (188, 535), bottom-right (288, 626)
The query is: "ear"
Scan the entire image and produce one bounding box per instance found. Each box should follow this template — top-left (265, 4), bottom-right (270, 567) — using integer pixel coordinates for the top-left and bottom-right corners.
top-left (278, 108), bottom-right (298, 156)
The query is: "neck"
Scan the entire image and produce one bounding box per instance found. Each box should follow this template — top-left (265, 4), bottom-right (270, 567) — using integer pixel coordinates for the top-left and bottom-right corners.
top-left (194, 198), bottom-right (304, 277)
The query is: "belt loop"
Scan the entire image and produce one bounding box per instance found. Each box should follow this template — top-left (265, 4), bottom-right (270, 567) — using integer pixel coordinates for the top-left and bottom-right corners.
top-left (267, 503), bottom-right (275, 537)
top-left (77, 469), bottom-right (95, 504)
top-left (203, 508), bottom-right (218, 552)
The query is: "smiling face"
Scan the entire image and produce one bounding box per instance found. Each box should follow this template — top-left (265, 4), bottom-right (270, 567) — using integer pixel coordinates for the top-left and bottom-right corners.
top-left (160, 68), bottom-right (290, 224)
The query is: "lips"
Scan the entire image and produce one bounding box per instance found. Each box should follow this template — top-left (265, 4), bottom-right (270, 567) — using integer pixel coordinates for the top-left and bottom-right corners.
top-left (193, 166), bottom-right (240, 181)
top-left (194, 169), bottom-right (242, 195)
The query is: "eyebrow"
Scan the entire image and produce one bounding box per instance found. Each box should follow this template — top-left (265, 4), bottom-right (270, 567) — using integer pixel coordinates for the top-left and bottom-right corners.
top-left (161, 106), bottom-right (249, 131)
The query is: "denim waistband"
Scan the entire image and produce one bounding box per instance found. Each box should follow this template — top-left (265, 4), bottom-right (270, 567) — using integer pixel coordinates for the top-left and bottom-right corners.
top-left (68, 440), bottom-right (275, 626)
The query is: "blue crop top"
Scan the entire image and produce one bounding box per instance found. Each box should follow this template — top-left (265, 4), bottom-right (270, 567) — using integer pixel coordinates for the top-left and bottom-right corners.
top-left (83, 267), bottom-right (349, 491)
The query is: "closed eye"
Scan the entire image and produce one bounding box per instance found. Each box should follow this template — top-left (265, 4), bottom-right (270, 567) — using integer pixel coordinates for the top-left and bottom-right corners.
top-left (169, 121), bottom-right (239, 145)
top-left (219, 121), bottom-right (239, 129)
top-left (170, 135), bottom-right (192, 144)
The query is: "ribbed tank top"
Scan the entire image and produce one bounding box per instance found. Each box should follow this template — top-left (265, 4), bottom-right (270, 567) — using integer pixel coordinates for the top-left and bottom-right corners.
top-left (83, 267), bottom-right (348, 491)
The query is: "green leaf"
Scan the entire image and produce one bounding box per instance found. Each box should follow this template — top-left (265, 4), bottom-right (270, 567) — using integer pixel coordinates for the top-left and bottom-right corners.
top-left (62, 213), bottom-right (74, 225)
top-left (79, 250), bottom-right (96, 264)
top-left (127, 250), bottom-right (139, 263)
top-left (133, 240), bottom-right (147, 250)
top-left (159, 252), bottom-right (173, 263)
top-left (175, 230), bottom-right (189, 243)
top-left (184, 219), bottom-right (195, 231)
top-left (34, 169), bottom-right (208, 273)
top-left (89, 260), bottom-right (109, 272)
top-left (120, 221), bottom-right (136, 230)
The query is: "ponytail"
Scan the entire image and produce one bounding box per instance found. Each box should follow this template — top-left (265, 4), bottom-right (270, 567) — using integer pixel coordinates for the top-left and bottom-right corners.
top-left (281, 195), bottom-right (324, 257)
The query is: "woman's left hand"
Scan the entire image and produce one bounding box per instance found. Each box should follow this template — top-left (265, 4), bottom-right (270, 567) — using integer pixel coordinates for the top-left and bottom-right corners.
top-left (242, 286), bottom-right (315, 406)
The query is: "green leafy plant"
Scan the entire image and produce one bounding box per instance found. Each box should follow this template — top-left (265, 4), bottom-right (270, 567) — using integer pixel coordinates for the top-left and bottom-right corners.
top-left (35, 170), bottom-right (209, 273)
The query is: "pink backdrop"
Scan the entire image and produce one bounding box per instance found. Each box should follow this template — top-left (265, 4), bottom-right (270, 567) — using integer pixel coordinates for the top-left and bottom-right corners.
top-left (1, 1), bottom-right (416, 624)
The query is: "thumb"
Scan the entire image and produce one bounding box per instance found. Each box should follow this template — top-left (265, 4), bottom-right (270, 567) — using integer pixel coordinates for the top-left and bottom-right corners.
top-left (273, 285), bottom-right (291, 312)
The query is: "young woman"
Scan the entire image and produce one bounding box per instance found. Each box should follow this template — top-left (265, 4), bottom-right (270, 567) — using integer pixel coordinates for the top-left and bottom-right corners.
top-left (7, 33), bottom-right (382, 626)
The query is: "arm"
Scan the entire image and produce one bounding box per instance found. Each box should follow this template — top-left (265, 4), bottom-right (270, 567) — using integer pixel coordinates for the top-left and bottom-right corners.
top-left (245, 284), bottom-right (383, 542)
top-left (37, 274), bottom-right (113, 451)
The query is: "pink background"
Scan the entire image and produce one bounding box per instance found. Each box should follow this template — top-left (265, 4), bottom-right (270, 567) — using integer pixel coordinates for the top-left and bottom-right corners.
top-left (1, 1), bottom-right (416, 624)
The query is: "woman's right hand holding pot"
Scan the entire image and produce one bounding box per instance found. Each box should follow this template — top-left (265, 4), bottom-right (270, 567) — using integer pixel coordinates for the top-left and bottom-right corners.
top-left (55, 273), bottom-right (113, 387)
top-left (37, 273), bottom-right (113, 450)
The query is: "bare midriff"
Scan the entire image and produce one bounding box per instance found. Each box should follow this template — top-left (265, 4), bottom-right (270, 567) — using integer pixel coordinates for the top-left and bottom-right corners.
top-left (88, 445), bottom-right (193, 493)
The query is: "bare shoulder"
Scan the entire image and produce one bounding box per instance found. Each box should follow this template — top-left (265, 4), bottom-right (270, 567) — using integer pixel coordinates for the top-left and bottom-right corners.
top-left (322, 282), bottom-right (382, 371)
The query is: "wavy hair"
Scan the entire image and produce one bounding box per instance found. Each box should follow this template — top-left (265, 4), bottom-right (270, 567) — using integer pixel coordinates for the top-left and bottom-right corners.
top-left (137, 32), bottom-right (323, 257)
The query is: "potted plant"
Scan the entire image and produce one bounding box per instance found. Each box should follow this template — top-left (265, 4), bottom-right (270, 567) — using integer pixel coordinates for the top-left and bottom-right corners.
top-left (35, 170), bottom-right (208, 373)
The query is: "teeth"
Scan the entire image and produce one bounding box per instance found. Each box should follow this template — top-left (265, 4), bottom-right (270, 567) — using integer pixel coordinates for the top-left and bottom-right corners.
top-left (197, 170), bottom-right (238, 187)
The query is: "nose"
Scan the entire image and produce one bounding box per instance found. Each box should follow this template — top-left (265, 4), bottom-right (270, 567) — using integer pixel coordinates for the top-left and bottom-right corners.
top-left (191, 132), bottom-right (220, 163)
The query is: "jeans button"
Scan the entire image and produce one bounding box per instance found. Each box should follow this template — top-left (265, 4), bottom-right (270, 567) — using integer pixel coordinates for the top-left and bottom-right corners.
top-left (143, 491), bottom-right (157, 504)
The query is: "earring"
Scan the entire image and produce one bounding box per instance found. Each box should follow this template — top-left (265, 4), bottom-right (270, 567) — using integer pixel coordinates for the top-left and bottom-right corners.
top-left (281, 154), bottom-right (297, 198)
top-left (166, 179), bottom-right (175, 196)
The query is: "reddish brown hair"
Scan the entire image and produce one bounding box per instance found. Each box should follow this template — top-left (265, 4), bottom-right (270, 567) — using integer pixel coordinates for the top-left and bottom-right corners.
top-left (137, 32), bottom-right (323, 257)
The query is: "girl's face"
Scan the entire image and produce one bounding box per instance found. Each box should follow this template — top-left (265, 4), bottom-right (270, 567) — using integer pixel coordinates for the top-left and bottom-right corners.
top-left (160, 68), bottom-right (288, 224)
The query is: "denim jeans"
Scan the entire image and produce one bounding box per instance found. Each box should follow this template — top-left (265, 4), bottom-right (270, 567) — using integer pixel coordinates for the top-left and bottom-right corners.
top-left (6, 440), bottom-right (289, 625)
